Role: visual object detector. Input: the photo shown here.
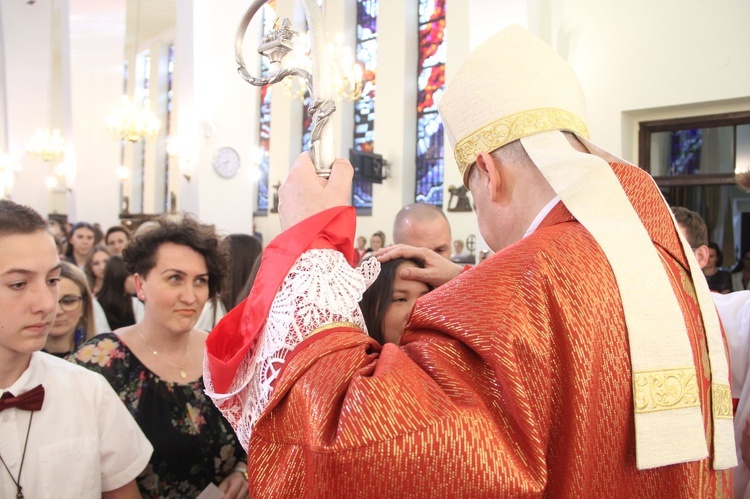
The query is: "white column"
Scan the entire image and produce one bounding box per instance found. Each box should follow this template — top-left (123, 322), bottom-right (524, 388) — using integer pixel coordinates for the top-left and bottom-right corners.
top-left (64, 0), bottom-right (126, 227)
top-left (1, 0), bottom-right (53, 215)
top-left (174, 0), bottom-right (259, 234)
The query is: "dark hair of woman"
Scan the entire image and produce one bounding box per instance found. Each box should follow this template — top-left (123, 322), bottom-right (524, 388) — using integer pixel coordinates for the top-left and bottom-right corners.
top-left (235, 254), bottom-right (264, 309)
top-left (708, 242), bottom-right (723, 268)
top-left (731, 249), bottom-right (750, 273)
top-left (122, 214), bottom-right (227, 299)
top-left (220, 234), bottom-right (263, 312)
top-left (96, 255), bottom-right (135, 329)
top-left (105, 224), bottom-right (131, 242)
top-left (359, 257), bottom-right (426, 344)
top-left (65, 221), bottom-right (97, 258)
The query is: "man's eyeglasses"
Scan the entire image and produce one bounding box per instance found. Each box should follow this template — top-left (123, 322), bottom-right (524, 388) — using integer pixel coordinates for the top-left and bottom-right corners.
top-left (58, 295), bottom-right (83, 312)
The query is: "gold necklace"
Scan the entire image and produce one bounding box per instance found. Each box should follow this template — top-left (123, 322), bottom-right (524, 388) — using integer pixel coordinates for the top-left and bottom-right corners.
top-left (137, 330), bottom-right (191, 379)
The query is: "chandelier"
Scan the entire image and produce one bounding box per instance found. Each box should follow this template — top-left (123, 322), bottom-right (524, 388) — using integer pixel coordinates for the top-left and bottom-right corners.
top-left (281, 31), bottom-right (363, 102)
top-left (106, 96), bottom-right (161, 142)
top-left (0, 153), bottom-right (15, 198)
top-left (26, 128), bottom-right (66, 161)
top-left (105, 0), bottom-right (160, 143)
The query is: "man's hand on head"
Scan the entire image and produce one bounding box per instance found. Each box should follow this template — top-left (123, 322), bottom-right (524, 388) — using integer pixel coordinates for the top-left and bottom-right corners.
top-left (375, 244), bottom-right (463, 288)
top-left (279, 153), bottom-right (353, 231)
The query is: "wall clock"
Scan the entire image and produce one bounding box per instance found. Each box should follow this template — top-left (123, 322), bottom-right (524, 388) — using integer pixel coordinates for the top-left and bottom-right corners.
top-left (213, 147), bottom-right (241, 179)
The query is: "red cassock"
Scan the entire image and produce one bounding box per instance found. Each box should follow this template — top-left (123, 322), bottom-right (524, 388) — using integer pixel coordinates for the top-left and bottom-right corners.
top-left (207, 163), bottom-right (732, 497)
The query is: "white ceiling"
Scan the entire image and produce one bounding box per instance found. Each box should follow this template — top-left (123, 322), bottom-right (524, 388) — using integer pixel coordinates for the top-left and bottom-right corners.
top-left (125, 0), bottom-right (175, 51)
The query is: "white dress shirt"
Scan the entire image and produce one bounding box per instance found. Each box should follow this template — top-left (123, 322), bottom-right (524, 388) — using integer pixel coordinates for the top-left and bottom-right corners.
top-left (0, 352), bottom-right (152, 498)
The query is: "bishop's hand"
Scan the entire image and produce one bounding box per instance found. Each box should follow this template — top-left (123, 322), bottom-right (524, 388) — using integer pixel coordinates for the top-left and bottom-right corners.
top-left (278, 152), bottom-right (353, 231)
top-left (375, 244), bottom-right (464, 289)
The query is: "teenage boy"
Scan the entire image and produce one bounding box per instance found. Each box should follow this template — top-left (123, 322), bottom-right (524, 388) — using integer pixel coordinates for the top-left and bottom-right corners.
top-left (0, 200), bottom-right (152, 499)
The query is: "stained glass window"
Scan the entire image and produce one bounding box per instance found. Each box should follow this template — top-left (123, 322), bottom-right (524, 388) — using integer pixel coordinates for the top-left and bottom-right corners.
top-left (416, 0), bottom-right (445, 206)
top-left (256, 1), bottom-right (276, 215)
top-left (164, 44), bottom-right (174, 212)
top-left (139, 51), bottom-right (151, 213)
top-left (670, 129), bottom-right (703, 175)
top-left (352, 0), bottom-right (378, 214)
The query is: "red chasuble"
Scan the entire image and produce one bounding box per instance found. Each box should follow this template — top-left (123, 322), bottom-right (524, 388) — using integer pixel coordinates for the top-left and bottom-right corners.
top-left (207, 164), bottom-right (732, 497)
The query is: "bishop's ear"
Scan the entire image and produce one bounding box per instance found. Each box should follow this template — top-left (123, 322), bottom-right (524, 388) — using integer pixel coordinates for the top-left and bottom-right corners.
top-left (474, 151), bottom-right (502, 202)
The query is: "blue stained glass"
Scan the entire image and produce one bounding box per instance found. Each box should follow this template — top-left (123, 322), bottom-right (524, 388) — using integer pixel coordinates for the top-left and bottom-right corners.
top-left (416, 0), bottom-right (446, 207)
top-left (669, 129), bottom-right (703, 175)
top-left (416, 113), bottom-right (444, 205)
top-left (352, 0), bottom-right (379, 213)
top-left (358, 0), bottom-right (378, 36)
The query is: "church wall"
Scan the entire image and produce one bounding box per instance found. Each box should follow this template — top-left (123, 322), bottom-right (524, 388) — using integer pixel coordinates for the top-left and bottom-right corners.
top-left (2, 0), bottom-right (748, 252)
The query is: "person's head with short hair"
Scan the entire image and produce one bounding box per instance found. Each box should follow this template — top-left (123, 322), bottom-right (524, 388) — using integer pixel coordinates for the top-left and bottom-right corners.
top-left (105, 225), bottom-right (131, 256)
top-left (360, 258), bottom-right (431, 345)
top-left (370, 231), bottom-right (386, 252)
top-left (453, 239), bottom-right (464, 255)
top-left (123, 215), bottom-right (226, 300)
top-left (671, 206), bottom-right (710, 269)
top-left (393, 203), bottom-right (452, 260)
top-left (0, 200), bottom-right (61, 381)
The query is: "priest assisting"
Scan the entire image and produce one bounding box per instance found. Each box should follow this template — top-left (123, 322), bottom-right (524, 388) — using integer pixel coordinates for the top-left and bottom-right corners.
top-left (204, 25), bottom-right (735, 497)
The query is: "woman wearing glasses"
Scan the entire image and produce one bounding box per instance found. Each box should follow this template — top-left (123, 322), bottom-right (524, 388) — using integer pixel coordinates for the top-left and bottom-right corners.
top-left (44, 261), bottom-right (96, 357)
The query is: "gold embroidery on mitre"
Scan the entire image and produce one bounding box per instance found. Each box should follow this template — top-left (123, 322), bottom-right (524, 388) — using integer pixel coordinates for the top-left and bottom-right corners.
top-left (309, 321), bottom-right (363, 337)
top-left (452, 107), bottom-right (591, 177)
top-left (633, 368), bottom-right (700, 413)
top-left (712, 383), bottom-right (733, 419)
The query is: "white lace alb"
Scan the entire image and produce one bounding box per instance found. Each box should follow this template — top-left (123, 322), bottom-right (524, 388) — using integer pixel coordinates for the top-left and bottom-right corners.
top-left (204, 250), bottom-right (379, 450)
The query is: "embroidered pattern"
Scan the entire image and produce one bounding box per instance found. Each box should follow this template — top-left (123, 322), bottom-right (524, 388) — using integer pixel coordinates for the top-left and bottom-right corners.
top-left (633, 368), bottom-right (699, 413)
top-left (453, 107), bottom-right (590, 176)
top-left (712, 383), bottom-right (733, 419)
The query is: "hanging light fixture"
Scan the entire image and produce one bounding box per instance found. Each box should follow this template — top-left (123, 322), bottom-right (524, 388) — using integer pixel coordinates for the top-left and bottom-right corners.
top-left (281, 30), bottom-right (363, 102)
top-left (105, 0), bottom-right (161, 142)
top-left (27, 1), bottom-right (66, 162)
top-left (0, 152), bottom-right (16, 198)
top-left (106, 96), bottom-right (161, 142)
top-left (26, 128), bottom-right (66, 161)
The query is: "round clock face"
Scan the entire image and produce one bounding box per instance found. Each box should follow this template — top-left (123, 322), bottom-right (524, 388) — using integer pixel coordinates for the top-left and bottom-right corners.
top-left (213, 147), bottom-right (241, 179)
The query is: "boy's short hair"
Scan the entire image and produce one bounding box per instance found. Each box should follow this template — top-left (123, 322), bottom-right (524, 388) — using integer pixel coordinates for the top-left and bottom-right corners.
top-left (0, 200), bottom-right (49, 236)
top-left (671, 206), bottom-right (708, 249)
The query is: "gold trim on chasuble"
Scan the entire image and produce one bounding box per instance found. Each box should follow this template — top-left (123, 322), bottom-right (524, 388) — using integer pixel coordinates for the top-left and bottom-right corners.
top-left (309, 321), bottom-right (363, 337)
top-left (452, 107), bottom-right (591, 176)
top-left (712, 383), bottom-right (732, 419)
top-left (633, 368), bottom-right (700, 413)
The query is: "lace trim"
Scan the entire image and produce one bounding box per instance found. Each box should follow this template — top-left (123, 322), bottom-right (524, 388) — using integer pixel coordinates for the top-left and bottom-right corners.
top-left (204, 249), bottom-right (380, 450)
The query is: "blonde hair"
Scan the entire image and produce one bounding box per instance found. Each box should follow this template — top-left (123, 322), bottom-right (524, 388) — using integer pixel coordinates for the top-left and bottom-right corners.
top-left (59, 261), bottom-right (97, 343)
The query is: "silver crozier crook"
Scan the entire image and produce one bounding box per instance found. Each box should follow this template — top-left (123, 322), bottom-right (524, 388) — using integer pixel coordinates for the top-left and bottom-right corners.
top-left (235, 0), bottom-right (336, 177)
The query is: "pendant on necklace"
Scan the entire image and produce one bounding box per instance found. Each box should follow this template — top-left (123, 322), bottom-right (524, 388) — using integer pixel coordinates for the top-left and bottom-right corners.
top-left (179, 369), bottom-right (187, 379)
top-left (17, 487), bottom-right (24, 499)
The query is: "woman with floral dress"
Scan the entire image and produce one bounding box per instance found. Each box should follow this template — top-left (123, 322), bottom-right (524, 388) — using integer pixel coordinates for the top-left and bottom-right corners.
top-left (69, 215), bottom-right (247, 498)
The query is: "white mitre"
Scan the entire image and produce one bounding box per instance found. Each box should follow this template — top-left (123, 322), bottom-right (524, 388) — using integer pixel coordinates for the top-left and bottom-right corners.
top-left (438, 24), bottom-right (735, 471)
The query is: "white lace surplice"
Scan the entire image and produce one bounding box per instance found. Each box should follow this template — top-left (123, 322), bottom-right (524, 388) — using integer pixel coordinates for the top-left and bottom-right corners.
top-left (204, 250), bottom-right (380, 450)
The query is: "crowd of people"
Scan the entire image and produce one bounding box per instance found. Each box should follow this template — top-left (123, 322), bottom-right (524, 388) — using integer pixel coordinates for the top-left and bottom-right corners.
top-left (3, 23), bottom-right (750, 499)
top-left (1, 209), bottom-right (260, 498)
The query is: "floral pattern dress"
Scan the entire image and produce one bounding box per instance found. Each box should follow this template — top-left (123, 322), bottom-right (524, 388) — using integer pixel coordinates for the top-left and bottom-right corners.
top-left (68, 333), bottom-right (246, 498)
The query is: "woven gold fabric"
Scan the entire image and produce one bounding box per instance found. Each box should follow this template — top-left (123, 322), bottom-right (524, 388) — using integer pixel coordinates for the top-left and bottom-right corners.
top-left (246, 164), bottom-right (732, 497)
